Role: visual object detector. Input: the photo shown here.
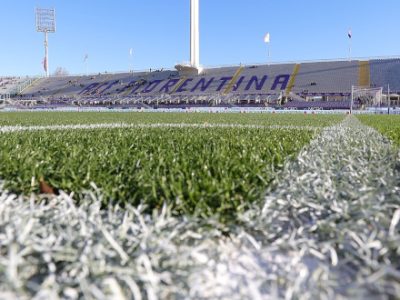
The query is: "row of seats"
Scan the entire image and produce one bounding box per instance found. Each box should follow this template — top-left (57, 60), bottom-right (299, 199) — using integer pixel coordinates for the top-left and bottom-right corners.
top-left (369, 59), bottom-right (400, 90)
top-left (292, 61), bottom-right (359, 93)
top-left (18, 58), bottom-right (400, 103)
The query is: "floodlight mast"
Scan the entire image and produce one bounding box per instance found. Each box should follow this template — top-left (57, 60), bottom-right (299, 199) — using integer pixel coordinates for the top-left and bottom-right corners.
top-left (190, 0), bottom-right (200, 69)
top-left (35, 8), bottom-right (56, 77)
top-left (174, 0), bottom-right (202, 74)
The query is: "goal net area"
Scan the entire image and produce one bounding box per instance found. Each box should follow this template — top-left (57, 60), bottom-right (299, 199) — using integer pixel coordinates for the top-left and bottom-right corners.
top-left (351, 86), bottom-right (383, 110)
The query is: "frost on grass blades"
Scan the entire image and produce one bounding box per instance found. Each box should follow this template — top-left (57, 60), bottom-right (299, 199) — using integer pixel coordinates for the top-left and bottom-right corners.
top-left (0, 114), bottom-right (399, 299)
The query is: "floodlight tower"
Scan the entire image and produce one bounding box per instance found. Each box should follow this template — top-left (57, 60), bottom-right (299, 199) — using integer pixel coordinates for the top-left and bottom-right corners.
top-left (176, 0), bottom-right (202, 75)
top-left (35, 8), bottom-right (56, 77)
top-left (190, 0), bottom-right (200, 69)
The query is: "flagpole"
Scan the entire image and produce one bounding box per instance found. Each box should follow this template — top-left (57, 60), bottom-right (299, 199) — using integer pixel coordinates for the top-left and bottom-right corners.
top-left (348, 29), bottom-right (352, 61)
top-left (349, 38), bottom-right (352, 61)
top-left (84, 54), bottom-right (88, 76)
top-left (129, 49), bottom-right (133, 73)
top-left (264, 32), bottom-right (270, 65)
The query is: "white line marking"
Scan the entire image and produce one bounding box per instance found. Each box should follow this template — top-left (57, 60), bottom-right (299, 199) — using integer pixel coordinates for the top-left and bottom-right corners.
top-left (0, 123), bottom-right (321, 133)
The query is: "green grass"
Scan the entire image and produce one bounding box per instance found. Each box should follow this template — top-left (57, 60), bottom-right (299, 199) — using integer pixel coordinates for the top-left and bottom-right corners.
top-left (0, 111), bottom-right (345, 127)
top-left (0, 127), bottom-right (314, 221)
top-left (357, 115), bottom-right (400, 146)
top-left (0, 112), bottom-right (345, 221)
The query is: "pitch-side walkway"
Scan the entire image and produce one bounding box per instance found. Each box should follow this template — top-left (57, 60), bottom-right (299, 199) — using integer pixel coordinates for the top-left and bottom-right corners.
top-left (0, 116), bottom-right (399, 299)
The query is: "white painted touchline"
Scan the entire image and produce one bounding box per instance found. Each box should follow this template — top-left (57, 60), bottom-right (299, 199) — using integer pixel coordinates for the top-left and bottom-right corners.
top-left (0, 123), bottom-right (322, 133)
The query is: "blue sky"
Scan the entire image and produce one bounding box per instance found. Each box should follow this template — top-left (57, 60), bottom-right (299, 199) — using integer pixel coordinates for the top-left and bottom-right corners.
top-left (1, 0), bottom-right (399, 76)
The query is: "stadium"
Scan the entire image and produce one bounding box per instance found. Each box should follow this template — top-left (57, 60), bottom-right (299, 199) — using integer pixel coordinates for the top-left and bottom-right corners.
top-left (0, 1), bottom-right (399, 299)
top-left (1, 57), bottom-right (399, 111)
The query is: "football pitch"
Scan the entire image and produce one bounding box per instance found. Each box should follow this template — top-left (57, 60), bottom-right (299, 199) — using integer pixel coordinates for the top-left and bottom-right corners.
top-left (0, 112), bottom-right (399, 299)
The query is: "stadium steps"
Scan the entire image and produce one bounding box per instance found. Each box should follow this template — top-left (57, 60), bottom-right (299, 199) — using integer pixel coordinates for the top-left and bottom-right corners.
top-left (223, 66), bottom-right (244, 95)
top-left (359, 61), bottom-right (370, 87)
top-left (285, 64), bottom-right (301, 95)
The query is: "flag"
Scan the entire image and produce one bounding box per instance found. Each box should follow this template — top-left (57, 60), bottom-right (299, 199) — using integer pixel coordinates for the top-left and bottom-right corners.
top-left (43, 57), bottom-right (47, 72)
top-left (264, 32), bottom-right (270, 43)
top-left (83, 54), bottom-right (89, 62)
top-left (129, 48), bottom-right (133, 56)
top-left (348, 29), bottom-right (352, 39)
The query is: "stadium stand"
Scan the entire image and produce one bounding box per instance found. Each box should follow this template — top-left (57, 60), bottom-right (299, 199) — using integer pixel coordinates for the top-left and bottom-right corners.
top-left (369, 59), bottom-right (400, 92)
top-left (291, 61), bottom-right (359, 94)
top-left (10, 58), bottom-right (400, 109)
top-left (0, 77), bottom-right (32, 95)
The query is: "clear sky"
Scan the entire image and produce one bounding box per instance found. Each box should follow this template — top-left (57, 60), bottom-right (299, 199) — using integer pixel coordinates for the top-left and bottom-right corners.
top-left (1, 0), bottom-right (399, 76)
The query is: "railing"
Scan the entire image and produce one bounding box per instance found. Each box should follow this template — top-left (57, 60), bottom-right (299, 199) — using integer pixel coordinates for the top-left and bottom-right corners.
top-left (13, 77), bottom-right (40, 95)
top-left (3, 76), bottom-right (42, 96)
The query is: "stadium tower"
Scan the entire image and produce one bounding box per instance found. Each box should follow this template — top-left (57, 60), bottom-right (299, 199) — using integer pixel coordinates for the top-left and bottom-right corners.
top-left (35, 8), bottom-right (56, 77)
top-left (190, 0), bottom-right (200, 70)
top-left (176, 0), bottom-right (203, 75)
